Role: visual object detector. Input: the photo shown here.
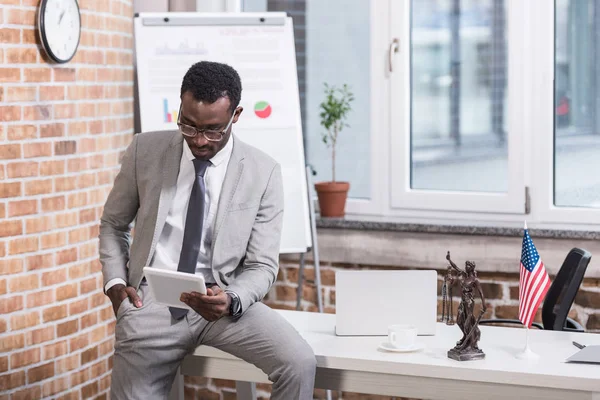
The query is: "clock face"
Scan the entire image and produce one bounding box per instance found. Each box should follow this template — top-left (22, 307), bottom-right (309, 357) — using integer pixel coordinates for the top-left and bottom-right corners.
top-left (39, 0), bottom-right (81, 63)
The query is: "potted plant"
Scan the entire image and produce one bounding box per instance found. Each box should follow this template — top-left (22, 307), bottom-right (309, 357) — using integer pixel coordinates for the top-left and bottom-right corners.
top-left (314, 83), bottom-right (354, 217)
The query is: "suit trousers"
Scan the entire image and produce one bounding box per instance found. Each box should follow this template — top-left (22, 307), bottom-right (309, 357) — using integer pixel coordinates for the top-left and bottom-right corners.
top-left (110, 285), bottom-right (317, 399)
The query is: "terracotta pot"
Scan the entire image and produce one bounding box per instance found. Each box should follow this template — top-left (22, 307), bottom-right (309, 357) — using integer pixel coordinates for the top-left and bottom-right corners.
top-left (314, 181), bottom-right (350, 217)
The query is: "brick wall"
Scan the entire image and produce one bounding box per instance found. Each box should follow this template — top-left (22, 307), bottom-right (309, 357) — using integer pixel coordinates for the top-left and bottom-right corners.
top-left (0, 1), bottom-right (133, 399)
top-left (184, 257), bottom-right (600, 399)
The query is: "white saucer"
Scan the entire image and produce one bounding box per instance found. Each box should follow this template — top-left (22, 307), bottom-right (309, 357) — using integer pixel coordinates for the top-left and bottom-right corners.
top-left (378, 342), bottom-right (424, 353)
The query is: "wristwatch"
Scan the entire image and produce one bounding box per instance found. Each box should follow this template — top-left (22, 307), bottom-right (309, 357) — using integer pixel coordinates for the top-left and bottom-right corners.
top-left (227, 291), bottom-right (242, 317)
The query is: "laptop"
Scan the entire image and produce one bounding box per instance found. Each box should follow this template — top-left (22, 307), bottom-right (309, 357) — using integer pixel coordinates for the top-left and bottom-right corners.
top-left (335, 270), bottom-right (438, 336)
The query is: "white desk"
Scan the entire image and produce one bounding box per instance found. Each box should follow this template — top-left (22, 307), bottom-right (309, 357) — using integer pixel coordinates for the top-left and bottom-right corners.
top-left (178, 310), bottom-right (600, 400)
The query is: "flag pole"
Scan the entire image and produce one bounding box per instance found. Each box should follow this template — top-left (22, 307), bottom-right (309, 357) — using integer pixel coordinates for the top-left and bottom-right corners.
top-left (516, 326), bottom-right (539, 359)
top-left (516, 221), bottom-right (539, 360)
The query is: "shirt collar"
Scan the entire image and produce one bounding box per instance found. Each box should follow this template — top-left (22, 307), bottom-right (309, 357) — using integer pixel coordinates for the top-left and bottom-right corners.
top-left (183, 134), bottom-right (234, 166)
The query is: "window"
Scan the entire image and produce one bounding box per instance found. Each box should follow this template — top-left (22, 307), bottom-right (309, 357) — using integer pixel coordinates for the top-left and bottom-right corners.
top-left (554, 0), bottom-right (600, 209)
top-left (248, 0), bottom-right (600, 228)
top-left (390, 0), bottom-right (524, 214)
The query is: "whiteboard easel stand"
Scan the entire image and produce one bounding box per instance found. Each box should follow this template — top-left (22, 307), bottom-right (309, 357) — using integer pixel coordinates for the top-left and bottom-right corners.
top-left (296, 165), bottom-right (324, 314)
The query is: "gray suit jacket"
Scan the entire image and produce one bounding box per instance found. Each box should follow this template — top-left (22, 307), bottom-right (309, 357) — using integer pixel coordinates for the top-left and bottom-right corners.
top-left (99, 130), bottom-right (284, 313)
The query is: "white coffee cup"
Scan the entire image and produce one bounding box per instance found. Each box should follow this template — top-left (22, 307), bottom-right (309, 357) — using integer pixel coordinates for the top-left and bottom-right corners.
top-left (388, 324), bottom-right (418, 349)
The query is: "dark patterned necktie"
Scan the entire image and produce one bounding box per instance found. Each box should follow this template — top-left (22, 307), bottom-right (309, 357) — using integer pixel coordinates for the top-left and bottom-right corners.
top-left (170, 159), bottom-right (211, 320)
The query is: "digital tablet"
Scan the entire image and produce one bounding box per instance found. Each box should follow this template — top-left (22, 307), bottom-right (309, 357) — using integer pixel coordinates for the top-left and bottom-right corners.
top-left (143, 267), bottom-right (207, 310)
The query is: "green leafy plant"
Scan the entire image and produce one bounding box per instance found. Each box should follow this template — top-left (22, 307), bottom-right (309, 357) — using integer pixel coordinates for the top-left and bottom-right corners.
top-left (319, 83), bottom-right (354, 182)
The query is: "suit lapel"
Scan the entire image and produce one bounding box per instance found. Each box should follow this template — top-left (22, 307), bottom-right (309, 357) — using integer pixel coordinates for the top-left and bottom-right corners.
top-left (212, 138), bottom-right (245, 248)
top-left (146, 133), bottom-right (183, 265)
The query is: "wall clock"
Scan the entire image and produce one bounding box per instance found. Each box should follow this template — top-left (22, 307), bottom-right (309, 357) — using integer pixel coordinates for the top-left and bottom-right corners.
top-left (38, 0), bottom-right (81, 63)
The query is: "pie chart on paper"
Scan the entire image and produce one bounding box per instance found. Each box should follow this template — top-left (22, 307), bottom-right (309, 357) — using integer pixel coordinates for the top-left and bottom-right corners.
top-left (254, 101), bottom-right (272, 119)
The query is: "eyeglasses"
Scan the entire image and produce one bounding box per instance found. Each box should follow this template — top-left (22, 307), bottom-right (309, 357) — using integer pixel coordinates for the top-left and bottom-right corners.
top-left (177, 105), bottom-right (236, 142)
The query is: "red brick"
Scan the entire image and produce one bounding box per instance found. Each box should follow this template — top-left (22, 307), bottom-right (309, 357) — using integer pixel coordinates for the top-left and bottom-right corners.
top-left (0, 144), bottom-right (20, 160)
top-left (82, 381), bottom-right (99, 398)
top-left (70, 297), bottom-right (89, 317)
top-left (25, 216), bottom-right (53, 235)
top-left (56, 282), bottom-right (78, 301)
top-left (21, 28), bottom-right (37, 44)
top-left (0, 295), bottom-right (24, 314)
top-left (91, 291), bottom-right (107, 308)
top-left (0, 370), bottom-right (25, 391)
top-left (0, 220), bottom-right (22, 238)
top-left (42, 196), bottom-right (66, 212)
top-left (57, 319), bottom-right (78, 337)
top-left (27, 289), bottom-right (54, 308)
top-left (68, 121), bottom-right (88, 136)
top-left (24, 68), bottom-right (51, 82)
top-left (0, 258), bottom-right (23, 276)
top-left (6, 87), bottom-right (36, 102)
top-left (11, 385), bottom-right (42, 400)
top-left (80, 277), bottom-right (97, 294)
top-left (6, 8), bottom-right (35, 25)
top-left (56, 390), bottom-right (80, 400)
top-left (40, 86), bottom-right (66, 101)
top-left (54, 104), bottom-right (77, 119)
top-left (69, 226), bottom-right (90, 244)
top-left (7, 162), bottom-right (38, 178)
top-left (80, 241), bottom-right (98, 259)
top-left (0, 319), bottom-right (6, 334)
top-left (7, 124), bottom-right (37, 140)
top-left (8, 199), bottom-right (37, 217)
top-left (23, 142), bottom-right (52, 158)
top-left (56, 211), bottom-right (78, 228)
top-left (23, 105), bottom-right (52, 121)
top-left (42, 376), bottom-right (69, 398)
top-left (70, 332), bottom-right (90, 351)
top-left (0, 106), bottom-right (21, 121)
top-left (6, 48), bottom-right (37, 63)
top-left (42, 268), bottom-right (66, 286)
top-left (57, 248), bottom-right (77, 265)
top-left (79, 208), bottom-right (96, 224)
top-left (68, 193), bottom-right (88, 208)
top-left (53, 68), bottom-right (76, 82)
top-left (25, 179), bottom-right (52, 196)
top-left (0, 28), bottom-right (20, 43)
top-left (0, 68), bottom-right (20, 83)
top-left (69, 263), bottom-right (90, 280)
top-left (11, 347), bottom-right (40, 368)
top-left (0, 356), bottom-right (6, 373)
top-left (0, 182), bottom-right (21, 198)
top-left (55, 176), bottom-right (77, 192)
top-left (0, 280), bottom-right (5, 296)
top-left (43, 340), bottom-right (68, 360)
top-left (0, 203), bottom-right (4, 218)
top-left (9, 236), bottom-right (38, 255)
top-left (28, 362), bottom-right (55, 383)
top-left (27, 326), bottom-right (54, 345)
top-left (41, 231), bottom-right (66, 250)
top-left (55, 141), bottom-right (77, 155)
top-left (40, 123), bottom-right (65, 138)
top-left (9, 274), bottom-right (39, 293)
top-left (43, 304), bottom-right (67, 322)
top-left (81, 312), bottom-right (98, 330)
top-left (40, 160), bottom-right (65, 176)
top-left (0, 333), bottom-right (24, 352)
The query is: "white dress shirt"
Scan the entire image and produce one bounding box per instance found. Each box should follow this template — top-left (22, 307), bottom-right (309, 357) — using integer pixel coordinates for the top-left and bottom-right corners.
top-left (104, 135), bottom-right (234, 292)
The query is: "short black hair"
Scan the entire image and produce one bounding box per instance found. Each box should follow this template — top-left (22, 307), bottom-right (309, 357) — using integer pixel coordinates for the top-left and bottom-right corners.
top-left (180, 61), bottom-right (242, 112)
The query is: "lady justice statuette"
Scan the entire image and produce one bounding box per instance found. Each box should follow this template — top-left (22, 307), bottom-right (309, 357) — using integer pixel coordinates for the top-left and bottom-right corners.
top-left (441, 251), bottom-right (487, 361)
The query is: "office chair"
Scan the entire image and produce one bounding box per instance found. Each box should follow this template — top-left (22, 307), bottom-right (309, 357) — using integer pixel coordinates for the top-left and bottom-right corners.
top-left (480, 247), bottom-right (591, 332)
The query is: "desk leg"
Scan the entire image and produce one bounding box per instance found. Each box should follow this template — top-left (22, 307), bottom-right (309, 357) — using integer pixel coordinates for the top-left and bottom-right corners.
top-left (168, 367), bottom-right (184, 400)
top-left (235, 381), bottom-right (257, 400)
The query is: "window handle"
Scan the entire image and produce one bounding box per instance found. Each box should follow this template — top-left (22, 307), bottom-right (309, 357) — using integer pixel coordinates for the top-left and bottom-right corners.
top-left (389, 38), bottom-right (400, 73)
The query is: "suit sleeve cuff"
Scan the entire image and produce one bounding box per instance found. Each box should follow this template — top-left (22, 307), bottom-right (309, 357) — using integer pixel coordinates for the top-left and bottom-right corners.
top-left (105, 278), bottom-right (127, 294)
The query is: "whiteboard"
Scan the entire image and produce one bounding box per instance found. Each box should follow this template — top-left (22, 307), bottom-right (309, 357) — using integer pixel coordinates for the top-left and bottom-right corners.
top-left (134, 12), bottom-right (312, 254)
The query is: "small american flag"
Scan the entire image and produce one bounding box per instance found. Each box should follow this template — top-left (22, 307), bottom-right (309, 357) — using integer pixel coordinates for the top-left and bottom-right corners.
top-left (518, 225), bottom-right (551, 328)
